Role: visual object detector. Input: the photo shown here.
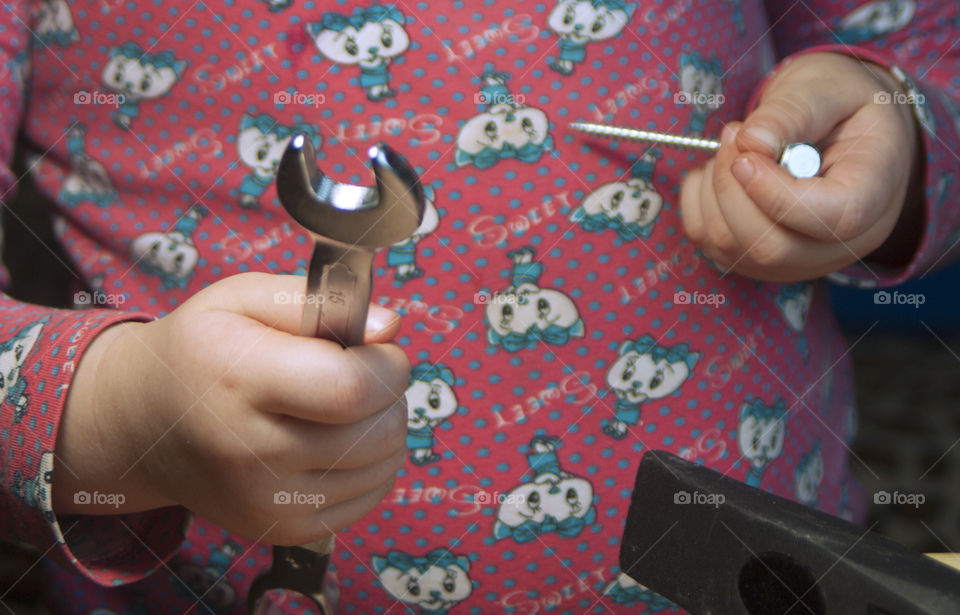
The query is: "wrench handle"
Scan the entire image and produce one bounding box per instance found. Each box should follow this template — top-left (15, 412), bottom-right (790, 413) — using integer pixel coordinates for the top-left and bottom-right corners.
top-left (248, 242), bottom-right (376, 614)
top-left (302, 239), bottom-right (376, 347)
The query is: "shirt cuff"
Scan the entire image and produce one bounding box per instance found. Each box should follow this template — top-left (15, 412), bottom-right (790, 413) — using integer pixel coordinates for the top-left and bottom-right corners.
top-left (0, 305), bottom-right (190, 585)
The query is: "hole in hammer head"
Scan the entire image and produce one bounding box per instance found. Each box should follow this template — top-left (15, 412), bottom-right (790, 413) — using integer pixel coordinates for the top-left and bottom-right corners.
top-left (738, 551), bottom-right (825, 615)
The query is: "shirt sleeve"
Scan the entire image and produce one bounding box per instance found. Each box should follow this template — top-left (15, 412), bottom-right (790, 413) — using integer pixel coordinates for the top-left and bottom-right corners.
top-left (0, 0), bottom-right (189, 587)
top-left (759, 1), bottom-right (960, 288)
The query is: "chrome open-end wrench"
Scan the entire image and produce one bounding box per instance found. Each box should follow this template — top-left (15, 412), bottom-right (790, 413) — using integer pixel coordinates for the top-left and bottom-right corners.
top-left (248, 135), bottom-right (425, 614)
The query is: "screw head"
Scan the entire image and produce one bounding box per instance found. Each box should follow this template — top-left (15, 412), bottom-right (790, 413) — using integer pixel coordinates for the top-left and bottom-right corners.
top-left (779, 143), bottom-right (821, 179)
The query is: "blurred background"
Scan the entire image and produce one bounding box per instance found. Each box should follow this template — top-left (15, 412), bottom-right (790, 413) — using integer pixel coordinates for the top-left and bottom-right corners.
top-left (1, 145), bottom-right (958, 610)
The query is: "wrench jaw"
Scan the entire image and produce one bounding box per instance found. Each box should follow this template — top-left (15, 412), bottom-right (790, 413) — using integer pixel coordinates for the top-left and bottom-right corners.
top-left (368, 143), bottom-right (426, 245)
top-left (276, 135), bottom-right (426, 248)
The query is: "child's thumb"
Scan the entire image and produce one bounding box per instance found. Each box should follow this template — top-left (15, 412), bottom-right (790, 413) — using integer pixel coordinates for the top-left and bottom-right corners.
top-left (736, 81), bottom-right (858, 160)
top-left (364, 304), bottom-right (401, 342)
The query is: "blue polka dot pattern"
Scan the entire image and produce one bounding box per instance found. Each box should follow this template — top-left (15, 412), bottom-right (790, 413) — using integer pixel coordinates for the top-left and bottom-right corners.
top-left (6, 0), bottom-right (960, 614)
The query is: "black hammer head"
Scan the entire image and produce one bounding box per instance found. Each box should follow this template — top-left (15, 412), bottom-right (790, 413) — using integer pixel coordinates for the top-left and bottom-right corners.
top-left (620, 450), bottom-right (960, 615)
top-left (276, 134), bottom-right (425, 247)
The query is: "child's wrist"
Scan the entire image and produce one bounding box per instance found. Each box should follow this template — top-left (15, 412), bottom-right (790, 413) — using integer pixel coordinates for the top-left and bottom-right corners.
top-left (56, 320), bottom-right (174, 514)
top-left (860, 60), bottom-right (925, 267)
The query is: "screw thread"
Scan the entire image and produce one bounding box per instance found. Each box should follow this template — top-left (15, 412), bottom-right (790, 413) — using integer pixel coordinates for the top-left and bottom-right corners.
top-left (570, 121), bottom-right (721, 151)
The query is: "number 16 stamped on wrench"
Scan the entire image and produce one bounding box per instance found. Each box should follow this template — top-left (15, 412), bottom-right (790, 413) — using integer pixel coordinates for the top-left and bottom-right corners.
top-left (247, 136), bottom-right (425, 614)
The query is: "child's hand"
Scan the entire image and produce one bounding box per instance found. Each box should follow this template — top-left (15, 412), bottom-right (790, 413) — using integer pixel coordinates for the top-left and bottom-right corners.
top-left (680, 52), bottom-right (922, 282)
top-left (56, 273), bottom-right (410, 545)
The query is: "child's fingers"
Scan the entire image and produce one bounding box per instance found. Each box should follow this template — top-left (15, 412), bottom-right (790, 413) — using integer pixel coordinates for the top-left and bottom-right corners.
top-left (710, 123), bottom-right (791, 270)
top-left (735, 66), bottom-right (865, 159)
top-left (300, 448), bottom-right (407, 508)
top-left (731, 135), bottom-right (898, 243)
top-left (679, 166), bottom-right (707, 245)
top-left (243, 337), bottom-right (410, 424)
top-left (698, 156), bottom-right (745, 263)
top-left (709, 124), bottom-right (861, 279)
top-left (265, 398), bottom-right (407, 471)
top-left (682, 161), bottom-right (738, 272)
top-left (270, 473), bottom-right (398, 545)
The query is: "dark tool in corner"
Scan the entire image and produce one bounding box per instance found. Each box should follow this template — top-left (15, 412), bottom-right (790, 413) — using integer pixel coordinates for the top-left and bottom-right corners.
top-left (620, 450), bottom-right (960, 615)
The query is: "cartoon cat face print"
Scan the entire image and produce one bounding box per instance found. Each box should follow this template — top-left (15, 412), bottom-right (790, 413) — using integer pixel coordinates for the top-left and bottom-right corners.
top-left (410, 195), bottom-right (440, 239)
top-left (405, 377), bottom-right (458, 431)
top-left (373, 551), bottom-right (472, 613)
top-left (581, 178), bottom-right (663, 227)
top-left (795, 445), bottom-right (824, 505)
top-left (310, 13), bottom-right (409, 68)
top-left (837, 0), bottom-right (915, 41)
top-left (776, 284), bottom-right (813, 332)
top-left (24, 451), bottom-right (55, 512)
top-left (0, 322), bottom-right (42, 397)
top-left (738, 404), bottom-right (786, 470)
top-left (102, 49), bottom-right (186, 102)
top-left (606, 346), bottom-right (694, 404)
top-left (131, 232), bottom-right (199, 282)
top-left (679, 60), bottom-right (723, 115)
top-left (547, 0), bottom-right (634, 43)
top-left (486, 282), bottom-right (581, 339)
top-left (35, 0), bottom-right (77, 45)
top-left (237, 123), bottom-right (291, 177)
top-left (456, 103), bottom-right (551, 158)
top-left (496, 473), bottom-right (594, 529)
top-left (62, 163), bottom-right (113, 201)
